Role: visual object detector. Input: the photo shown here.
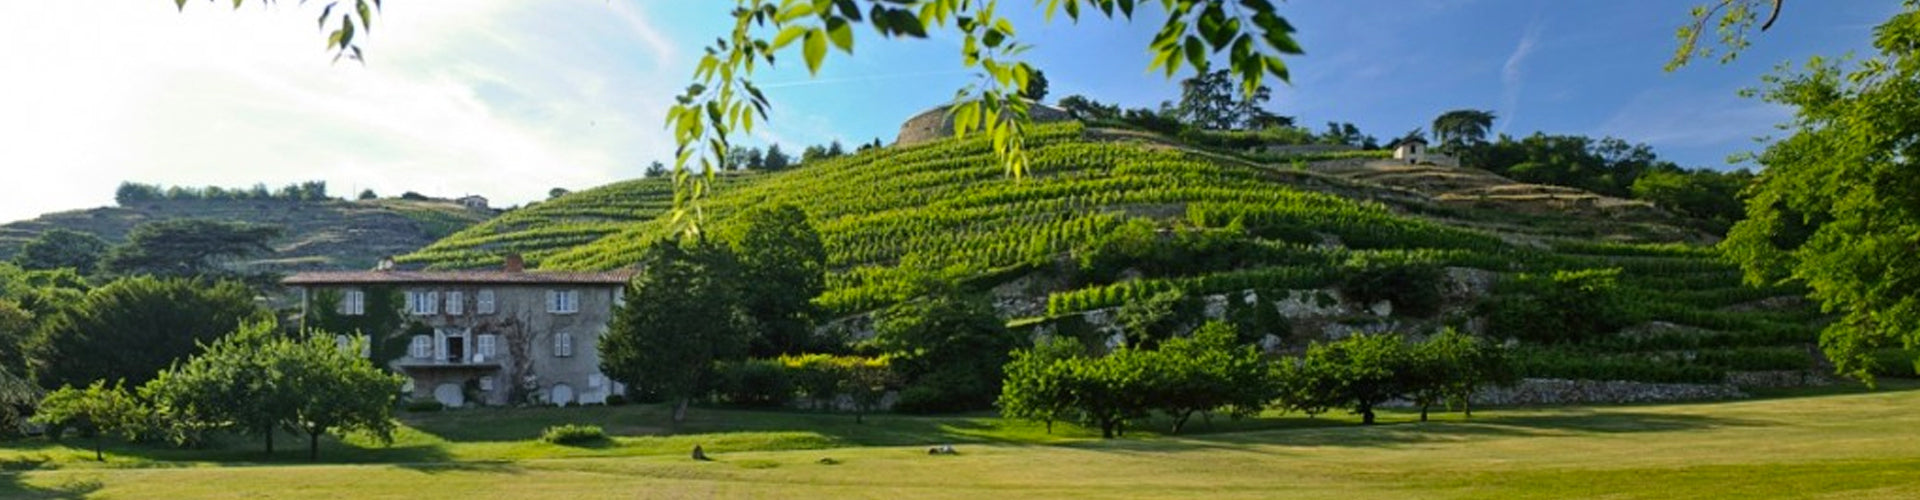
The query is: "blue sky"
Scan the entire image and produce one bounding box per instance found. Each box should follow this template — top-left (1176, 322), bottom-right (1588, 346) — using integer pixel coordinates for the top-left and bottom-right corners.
top-left (0, 1), bottom-right (1891, 223)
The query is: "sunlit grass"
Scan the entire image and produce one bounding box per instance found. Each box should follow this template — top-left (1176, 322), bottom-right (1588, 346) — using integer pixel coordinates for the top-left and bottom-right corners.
top-left (3, 382), bottom-right (1918, 498)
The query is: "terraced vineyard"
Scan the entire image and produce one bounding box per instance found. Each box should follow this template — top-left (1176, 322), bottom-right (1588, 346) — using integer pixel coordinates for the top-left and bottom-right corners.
top-left (402, 122), bottom-right (1826, 383)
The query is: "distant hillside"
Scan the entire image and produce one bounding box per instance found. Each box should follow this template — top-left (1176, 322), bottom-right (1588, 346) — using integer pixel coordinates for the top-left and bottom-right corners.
top-left (0, 197), bottom-right (496, 272)
top-left (401, 122), bottom-right (1822, 384)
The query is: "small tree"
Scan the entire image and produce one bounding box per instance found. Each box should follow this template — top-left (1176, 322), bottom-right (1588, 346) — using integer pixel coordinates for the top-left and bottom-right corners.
top-left (1150, 321), bottom-right (1270, 433)
top-left (1291, 333), bottom-right (1411, 425)
top-left (719, 204), bottom-right (827, 357)
top-left (762, 145), bottom-right (792, 171)
top-left (278, 333), bottom-right (405, 460)
top-left (870, 285), bottom-right (1019, 413)
top-left (33, 276), bottom-right (266, 389)
top-left (838, 357), bottom-right (898, 424)
top-left (357, 189), bottom-right (378, 200)
top-left (999, 336), bottom-right (1085, 433)
top-left (31, 380), bottom-right (145, 462)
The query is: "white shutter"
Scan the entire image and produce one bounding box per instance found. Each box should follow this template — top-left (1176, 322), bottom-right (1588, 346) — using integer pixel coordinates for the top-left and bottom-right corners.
top-left (404, 291), bottom-right (416, 314)
top-left (360, 334), bottom-right (372, 358)
top-left (554, 333), bottom-right (573, 357)
top-left (478, 334), bottom-right (496, 357)
top-left (447, 291), bottom-right (464, 315)
top-left (477, 289), bottom-right (495, 314)
top-left (434, 330), bottom-right (447, 362)
top-left (426, 291), bottom-right (440, 315)
top-left (410, 335), bottom-right (431, 359)
top-left (546, 290), bottom-right (559, 313)
top-left (335, 335), bottom-right (351, 352)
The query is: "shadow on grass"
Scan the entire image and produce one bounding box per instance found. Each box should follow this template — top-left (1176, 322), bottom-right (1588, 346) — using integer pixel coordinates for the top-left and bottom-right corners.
top-left (0, 456), bottom-right (98, 500)
top-left (1135, 409), bottom-right (1768, 453)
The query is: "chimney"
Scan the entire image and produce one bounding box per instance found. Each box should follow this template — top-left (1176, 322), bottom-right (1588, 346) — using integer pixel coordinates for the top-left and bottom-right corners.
top-left (503, 254), bottom-right (524, 273)
top-left (375, 256), bottom-right (395, 272)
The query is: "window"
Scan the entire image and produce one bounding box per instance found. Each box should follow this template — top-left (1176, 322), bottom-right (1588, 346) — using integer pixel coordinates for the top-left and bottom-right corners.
top-left (553, 332), bottom-right (574, 357)
top-left (335, 335), bottom-right (352, 352)
top-left (339, 289), bottom-right (366, 316)
top-left (406, 290), bottom-right (438, 315)
top-left (446, 291), bottom-right (464, 315)
top-left (478, 376), bottom-right (495, 391)
top-left (476, 289), bottom-right (496, 314)
top-left (547, 290), bottom-right (579, 314)
top-left (409, 335), bottom-right (432, 359)
top-left (588, 373), bottom-right (604, 388)
top-left (477, 334), bottom-right (497, 358)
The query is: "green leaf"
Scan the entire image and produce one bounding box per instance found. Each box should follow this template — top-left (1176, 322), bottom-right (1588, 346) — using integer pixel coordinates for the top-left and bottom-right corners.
top-left (1183, 35), bottom-right (1206, 73)
top-left (803, 29), bottom-right (827, 75)
top-left (357, 0), bottom-right (373, 32)
top-left (772, 25), bottom-right (807, 49)
top-left (827, 17), bottom-right (854, 53)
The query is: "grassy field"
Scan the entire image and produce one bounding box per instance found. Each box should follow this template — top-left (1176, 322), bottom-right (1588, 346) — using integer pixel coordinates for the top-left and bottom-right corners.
top-left (3, 383), bottom-right (1919, 499)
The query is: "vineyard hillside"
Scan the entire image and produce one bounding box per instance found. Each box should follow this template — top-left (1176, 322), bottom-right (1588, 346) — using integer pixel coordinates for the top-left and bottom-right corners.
top-left (402, 123), bottom-right (1829, 385)
top-left (0, 197), bottom-right (495, 272)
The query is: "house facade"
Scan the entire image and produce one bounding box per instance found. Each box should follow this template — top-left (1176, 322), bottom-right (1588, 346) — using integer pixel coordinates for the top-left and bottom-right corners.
top-left (284, 258), bottom-right (635, 407)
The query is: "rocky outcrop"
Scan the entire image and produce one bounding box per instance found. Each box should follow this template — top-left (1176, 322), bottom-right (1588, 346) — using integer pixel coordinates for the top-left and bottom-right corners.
top-left (1468, 378), bottom-right (1746, 406)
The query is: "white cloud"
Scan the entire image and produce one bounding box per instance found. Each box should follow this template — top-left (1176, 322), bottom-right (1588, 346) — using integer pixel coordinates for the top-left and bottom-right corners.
top-left (0, 1), bottom-right (684, 222)
top-left (1498, 19), bottom-right (1542, 134)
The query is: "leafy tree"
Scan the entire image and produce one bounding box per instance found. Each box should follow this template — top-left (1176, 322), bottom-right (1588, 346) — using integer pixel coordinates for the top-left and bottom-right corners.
top-left (1457, 133), bottom-right (1671, 198)
top-left (549, 187), bottom-right (571, 199)
top-left (601, 240), bottom-right (748, 423)
top-left (0, 300), bottom-right (37, 388)
top-left (1430, 109), bottom-right (1496, 151)
top-left (1147, 321), bottom-right (1269, 433)
top-left (800, 144), bottom-right (832, 164)
top-left (1058, 94), bottom-right (1120, 121)
top-left (836, 356), bottom-right (898, 423)
top-left (1172, 70), bottom-right (1279, 131)
top-left (1116, 288), bottom-right (1190, 348)
top-left (276, 331), bottom-right (404, 460)
top-left (114, 182), bottom-right (163, 205)
top-left (1317, 121), bottom-right (1377, 149)
top-left (870, 285), bottom-right (1019, 412)
top-left (762, 144), bottom-right (793, 171)
top-left (1290, 333), bottom-right (1410, 425)
top-left (997, 336), bottom-right (1085, 433)
top-left (1631, 167), bottom-right (1753, 231)
top-left (719, 204), bottom-right (827, 356)
top-left (32, 277), bottom-right (266, 389)
top-left (1667, 0), bottom-right (1787, 71)
top-left (100, 219), bottom-right (282, 278)
top-left (31, 380), bottom-right (146, 462)
top-left (1721, 5), bottom-right (1920, 382)
top-left (0, 366), bottom-right (35, 438)
top-left (826, 140), bottom-right (846, 158)
top-left (1021, 69), bottom-right (1050, 102)
top-left (1056, 347), bottom-right (1155, 438)
top-left (644, 161), bottom-right (670, 178)
top-left (357, 189), bottom-right (378, 200)
top-left (12, 229), bottom-right (110, 274)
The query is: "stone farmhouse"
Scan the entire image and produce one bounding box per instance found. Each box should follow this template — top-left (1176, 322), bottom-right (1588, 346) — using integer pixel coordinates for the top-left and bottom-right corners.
top-left (284, 256), bottom-right (635, 407)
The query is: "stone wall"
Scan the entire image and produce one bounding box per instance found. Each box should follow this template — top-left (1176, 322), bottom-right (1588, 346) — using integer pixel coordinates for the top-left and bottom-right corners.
top-left (1468, 378), bottom-right (1746, 407)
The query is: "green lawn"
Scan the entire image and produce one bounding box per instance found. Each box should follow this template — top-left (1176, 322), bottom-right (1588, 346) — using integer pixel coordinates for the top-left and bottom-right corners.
top-left (5, 383), bottom-right (1920, 499)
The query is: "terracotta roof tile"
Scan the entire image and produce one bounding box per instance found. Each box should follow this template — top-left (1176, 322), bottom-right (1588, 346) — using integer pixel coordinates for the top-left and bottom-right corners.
top-left (284, 269), bottom-right (635, 286)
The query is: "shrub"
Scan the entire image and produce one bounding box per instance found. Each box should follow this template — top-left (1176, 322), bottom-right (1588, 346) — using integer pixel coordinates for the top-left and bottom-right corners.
top-left (714, 359), bottom-right (793, 408)
top-left (402, 399), bottom-right (444, 412)
top-left (1338, 261), bottom-right (1444, 317)
top-left (889, 384), bottom-right (961, 414)
top-left (604, 394), bottom-right (629, 406)
top-left (539, 424), bottom-right (606, 445)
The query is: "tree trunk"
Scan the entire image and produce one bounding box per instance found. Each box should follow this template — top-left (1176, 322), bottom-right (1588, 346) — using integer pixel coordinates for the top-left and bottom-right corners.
top-left (1045, 420), bottom-right (1053, 434)
top-left (94, 434), bottom-right (104, 462)
top-left (1420, 404), bottom-right (1430, 422)
top-left (672, 398), bottom-right (690, 423)
top-left (265, 428), bottom-right (274, 455)
top-left (1100, 419), bottom-right (1115, 439)
top-left (1170, 411), bottom-right (1192, 434)
top-left (1464, 397), bottom-right (1473, 418)
top-left (1361, 403), bottom-right (1376, 425)
top-left (309, 428), bottom-right (322, 461)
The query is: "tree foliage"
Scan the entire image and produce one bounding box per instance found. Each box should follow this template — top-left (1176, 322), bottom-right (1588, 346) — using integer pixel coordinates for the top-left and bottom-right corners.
top-left (1430, 109), bottom-right (1496, 151)
top-left (999, 321), bottom-right (1269, 437)
top-left (12, 229), bottom-right (109, 274)
top-left (1172, 70), bottom-right (1284, 130)
top-left (600, 240), bottom-right (749, 422)
top-left (719, 203), bottom-right (828, 356)
top-left (101, 219), bottom-right (282, 278)
top-left (1721, 5), bottom-right (1920, 382)
top-left (1485, 269), bottom-right (1635, 344)
top-left (31, 277), bottom-right (266, 389)
top-left (30, 380), bottom-right (145, 462)
top-left (144, 320), bottom-right (402, 459)
top-left (870, 284), bottom-right (1018, 413)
